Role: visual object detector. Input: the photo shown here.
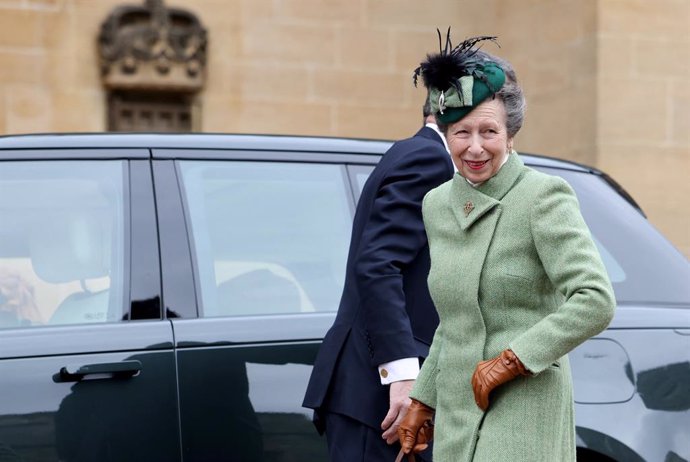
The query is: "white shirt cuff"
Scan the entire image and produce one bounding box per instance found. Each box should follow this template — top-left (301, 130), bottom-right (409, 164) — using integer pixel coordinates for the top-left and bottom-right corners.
top-left (378, 357), bottom-right (420, 385)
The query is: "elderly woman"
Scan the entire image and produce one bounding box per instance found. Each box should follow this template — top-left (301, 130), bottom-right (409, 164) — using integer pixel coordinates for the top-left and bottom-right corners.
top-left (397, 34), bottom-right (616, 461)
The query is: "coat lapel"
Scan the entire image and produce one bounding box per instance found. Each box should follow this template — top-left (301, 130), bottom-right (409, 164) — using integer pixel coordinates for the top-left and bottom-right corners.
top-left (446, 153), bottom-right (527, 316)
top-left (448, 152), bottom-right (525, 231)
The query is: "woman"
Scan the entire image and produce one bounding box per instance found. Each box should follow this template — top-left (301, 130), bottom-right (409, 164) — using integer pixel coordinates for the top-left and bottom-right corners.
top-left (397, 34), bottom-right (616, 461)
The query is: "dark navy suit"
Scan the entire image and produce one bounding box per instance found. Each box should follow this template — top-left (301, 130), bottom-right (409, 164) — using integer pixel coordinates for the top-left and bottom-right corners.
top-left (303, 126), bottom-right (453, 459)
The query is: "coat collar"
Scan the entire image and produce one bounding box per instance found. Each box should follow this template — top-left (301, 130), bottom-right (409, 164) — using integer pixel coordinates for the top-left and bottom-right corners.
top-left (415, 125), bottom-right (446, 146)
top-left (449, 152), bottom-right (525, 230)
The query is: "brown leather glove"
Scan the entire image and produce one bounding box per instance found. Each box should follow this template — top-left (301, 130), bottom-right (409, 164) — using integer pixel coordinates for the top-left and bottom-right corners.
top-left (398, 399), bottom-right (434, 455)
top-left (471, 349), bottom-right (530, 411)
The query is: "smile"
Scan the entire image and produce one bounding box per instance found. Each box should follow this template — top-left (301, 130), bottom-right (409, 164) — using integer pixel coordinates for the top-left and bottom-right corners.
top-left (464, 159), bottom-right (489, 170)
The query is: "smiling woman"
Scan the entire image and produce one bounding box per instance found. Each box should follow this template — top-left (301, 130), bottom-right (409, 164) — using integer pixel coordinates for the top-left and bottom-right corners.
top-left (445, 98), bottom-right (512, 185)
top-left (398, 33), bottom-right (616, 462)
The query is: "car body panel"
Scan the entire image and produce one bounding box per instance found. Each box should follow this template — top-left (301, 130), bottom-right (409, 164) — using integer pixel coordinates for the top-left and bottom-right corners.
top-left (0, 323), bottom-right (181, 461)
top-left (0, 133), bottom-right (688, 461)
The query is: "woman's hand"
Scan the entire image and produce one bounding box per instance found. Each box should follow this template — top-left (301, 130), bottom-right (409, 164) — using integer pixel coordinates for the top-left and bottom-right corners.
top-left (397, 399), bottom-right (435, 454)
top-left (471, 349), bottom-right (529, 411)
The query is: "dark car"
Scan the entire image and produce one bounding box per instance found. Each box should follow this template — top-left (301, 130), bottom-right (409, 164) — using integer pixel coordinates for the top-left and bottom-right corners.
top-left (0, 133), bottom-right (687, 462)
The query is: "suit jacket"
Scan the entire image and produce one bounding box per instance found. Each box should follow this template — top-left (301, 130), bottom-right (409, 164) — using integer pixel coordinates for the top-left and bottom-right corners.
top-left (410, 153), bottom-right (615, 461)
top-left (302, 126), bottom-right (454, 430)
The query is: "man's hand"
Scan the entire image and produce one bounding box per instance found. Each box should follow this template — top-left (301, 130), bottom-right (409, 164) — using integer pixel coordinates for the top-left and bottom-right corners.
top-left (381, 379), bottom-right (414, 444)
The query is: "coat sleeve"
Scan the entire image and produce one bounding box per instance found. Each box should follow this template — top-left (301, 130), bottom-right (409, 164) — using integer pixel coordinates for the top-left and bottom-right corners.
top-left (509, 175), bottom-right (616, 374)
top-left (355, 141), bottom-right (450, 366)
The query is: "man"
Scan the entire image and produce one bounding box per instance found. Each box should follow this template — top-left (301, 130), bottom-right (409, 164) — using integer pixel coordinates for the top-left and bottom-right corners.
top-left (303, 101), bottom-right (454, 461)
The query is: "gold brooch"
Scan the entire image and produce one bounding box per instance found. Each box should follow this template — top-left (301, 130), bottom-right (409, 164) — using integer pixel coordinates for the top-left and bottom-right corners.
top-left (464, 201), bottom-right (474, 216)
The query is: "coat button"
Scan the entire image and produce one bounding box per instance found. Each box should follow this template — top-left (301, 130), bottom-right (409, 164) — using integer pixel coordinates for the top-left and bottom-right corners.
top-left (380, 369), bottom-right (389, 379)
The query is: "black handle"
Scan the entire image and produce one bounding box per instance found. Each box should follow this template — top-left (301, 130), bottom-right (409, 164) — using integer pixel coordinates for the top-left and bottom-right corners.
top-left (54, 360), bottom-right (142, 383)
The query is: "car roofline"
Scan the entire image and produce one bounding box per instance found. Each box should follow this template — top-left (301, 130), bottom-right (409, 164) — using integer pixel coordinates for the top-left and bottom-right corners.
top-left (0, 132), bottom-right (590, 169)
top-left (0, 132), bottom-right (644, 215)
top-left (0, 132), bottom-right (393, 156)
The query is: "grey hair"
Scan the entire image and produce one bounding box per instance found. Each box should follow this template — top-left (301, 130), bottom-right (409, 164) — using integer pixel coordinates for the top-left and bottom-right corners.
top-left (436, 50), bottom-right (526, 138)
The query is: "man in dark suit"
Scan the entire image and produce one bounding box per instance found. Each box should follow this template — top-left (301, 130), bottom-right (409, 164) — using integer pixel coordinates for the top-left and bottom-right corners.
top-left (303, 101), bottom-right (454, 461)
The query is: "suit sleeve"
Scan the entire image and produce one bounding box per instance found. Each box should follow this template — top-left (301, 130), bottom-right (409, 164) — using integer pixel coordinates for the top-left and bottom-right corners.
top-left (354, 141), bottom-right (450, 367)
top-left (409, 192), bottom-right (443, 407)
top-left (509, 176), bottom-right (616, 374)
top-left (409, 324), bottom-right (442, 409)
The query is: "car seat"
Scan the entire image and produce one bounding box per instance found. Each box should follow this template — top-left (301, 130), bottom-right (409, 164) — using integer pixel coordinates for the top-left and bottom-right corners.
top-left (29, 211), bottom-right (113, 325)
top-left (214, 268), bottom-right (301, 317)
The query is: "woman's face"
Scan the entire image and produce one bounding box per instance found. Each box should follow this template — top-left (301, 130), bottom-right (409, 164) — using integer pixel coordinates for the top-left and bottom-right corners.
top-left (446, 98), bottom-right (514, 184)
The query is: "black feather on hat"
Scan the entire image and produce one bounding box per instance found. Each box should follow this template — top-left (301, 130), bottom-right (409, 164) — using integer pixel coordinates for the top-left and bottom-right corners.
top-left (414, 29), bottom-right (499, 91)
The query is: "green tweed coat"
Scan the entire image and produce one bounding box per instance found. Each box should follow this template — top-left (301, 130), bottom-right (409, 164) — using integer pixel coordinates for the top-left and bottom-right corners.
top-left (410, 153), bottom-right (615, 462)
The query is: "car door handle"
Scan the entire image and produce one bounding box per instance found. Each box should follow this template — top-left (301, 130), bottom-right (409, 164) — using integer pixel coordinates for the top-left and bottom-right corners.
top-left (53, 360), bottom-right (142, 383)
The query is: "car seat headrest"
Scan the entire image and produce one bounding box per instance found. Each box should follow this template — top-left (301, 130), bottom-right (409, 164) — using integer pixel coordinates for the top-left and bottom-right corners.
top-left (29, 211), bottom-right (111, 284)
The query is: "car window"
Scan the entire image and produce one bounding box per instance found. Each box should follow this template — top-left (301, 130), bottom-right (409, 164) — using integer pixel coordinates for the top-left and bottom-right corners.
top-left (535, 167), bottom-right (690, 305)
top-left (178, 161), bottom-right (352, 317)
top-left (355, 164), bottom-right (689, 305)
top-left (0, 160), bottom-right (128, 328)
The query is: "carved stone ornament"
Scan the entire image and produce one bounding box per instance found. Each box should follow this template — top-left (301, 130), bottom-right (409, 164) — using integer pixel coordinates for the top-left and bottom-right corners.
top-left (99, 0), bottom-right (207, 92)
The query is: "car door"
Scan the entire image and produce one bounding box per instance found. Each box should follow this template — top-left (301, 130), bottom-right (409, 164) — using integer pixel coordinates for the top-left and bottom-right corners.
top-left (0, 152), bottom-right (181, 462)
top-left (152, 148), bottom-right (365, 461)
top-left (533, 166), bottom-right (690, 461)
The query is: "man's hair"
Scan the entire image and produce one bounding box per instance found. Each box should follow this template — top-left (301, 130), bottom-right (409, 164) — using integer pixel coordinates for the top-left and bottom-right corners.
top-left (423, 92), bottom-right (433, 118)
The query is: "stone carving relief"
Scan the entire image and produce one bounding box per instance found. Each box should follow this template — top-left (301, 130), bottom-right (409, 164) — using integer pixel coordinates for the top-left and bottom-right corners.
top-left (98, 0), bottom-right (207, 92)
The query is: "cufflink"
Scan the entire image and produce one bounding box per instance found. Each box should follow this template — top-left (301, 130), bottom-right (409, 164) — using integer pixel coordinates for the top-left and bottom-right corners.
top-left (380, 368), bottom-right (389, 379)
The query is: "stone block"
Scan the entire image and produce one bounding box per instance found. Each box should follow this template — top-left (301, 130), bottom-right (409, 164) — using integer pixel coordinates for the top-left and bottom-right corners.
top-left (313, 68), bottom-right (407, 105)
top-left (518, 79), bottom-right (597, 166)
top-left (238, 63), bottom-right (311, 102)
top-left (635, 39), bottom-right (689, 78)
top-left (336, 104), bottom-right (419, 140)
top-left (0, 52), bottom-right (44, 84)
top-left (51, 90), bottom-right (105, 132)
top-left (27, 0), bottom-right (61, 10)
top-left (392, 29), bottom-right (444, 74)
top-left (671, 83), bottom-right (690, 145)
top-left (365, 0), bottom-right (464, 27)
top-left (599, 0), bottom-right (689, 37)
top-left (205, 98), bottom-right (334, 136)
top-left (0, 9), bottom-right (43, 48)
top-left (597, 78), bottom-right (667, 143)
top-left (597, 146), bottom-right (690, 256)
top-left (242, 22), bottom-right (336, 65)
top-left (5, 85), bottom-right (51, 135)
top-left (338, 27), bottom-right (392, 70)
top-left (599, 36), bottom-right (635, 77)
top-left (518, 0), bottom-right (591, 44)
top-left (278, 0), bottom-right (360, 23)
top-left (238, 0), bottom-right (277, 21)
top-left (0, 91), bottom-right (6, 134)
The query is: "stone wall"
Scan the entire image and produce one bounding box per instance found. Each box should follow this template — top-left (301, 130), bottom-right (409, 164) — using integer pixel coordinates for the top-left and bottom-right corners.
top-left (0, 0), bottom-right (687, 256)
top-left (596, 0), bottom-right (689, 256)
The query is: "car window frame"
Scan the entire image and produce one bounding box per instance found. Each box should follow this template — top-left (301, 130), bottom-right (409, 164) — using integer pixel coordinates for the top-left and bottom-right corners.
top-left (0, 148), bottom-right (165, 341)
top-left (0, 155), bottom-right (132, 327)
top-left (152, 148), bottom-right (369, 320)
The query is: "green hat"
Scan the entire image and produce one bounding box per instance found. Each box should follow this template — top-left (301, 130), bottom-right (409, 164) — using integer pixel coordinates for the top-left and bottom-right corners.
top-left (414, 31), bottom-right (505, 124)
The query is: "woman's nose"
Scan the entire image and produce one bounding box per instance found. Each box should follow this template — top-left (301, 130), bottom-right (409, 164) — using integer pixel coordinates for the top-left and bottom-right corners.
top-left (467, 135), bottom-right (483, 155)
